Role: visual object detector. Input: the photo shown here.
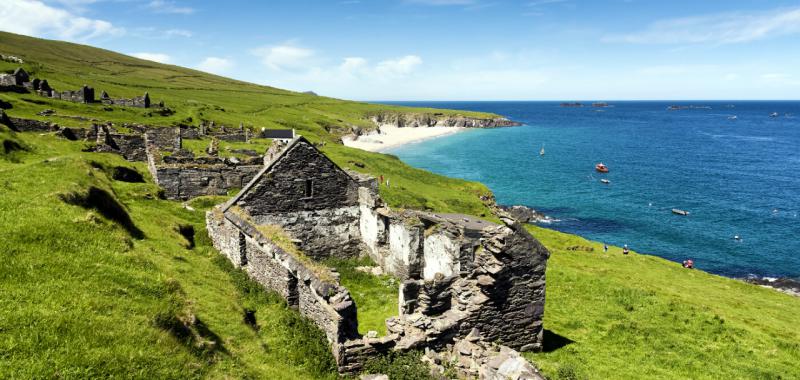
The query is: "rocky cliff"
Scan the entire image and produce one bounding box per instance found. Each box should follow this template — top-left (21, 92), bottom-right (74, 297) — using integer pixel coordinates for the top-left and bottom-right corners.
top-left (368, 111), bottom-right (520, 129)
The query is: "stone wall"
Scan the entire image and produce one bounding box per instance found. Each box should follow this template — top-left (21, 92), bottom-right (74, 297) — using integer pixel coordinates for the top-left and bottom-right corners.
top-left (234, 140), bottom-right (359, 215)
top-left (154, 164), bottom-right (262, 200)
top-left (50, 85), bottom-right (94, 103)
top-left (5, 117), bottom-right (54, 132)
top-left (359, 200), bottom-right (550, 353)
top-left (100, 92), bottom-right (151, 108)
top-left (252, 207), bottom-right (363, 260)
top-left (207, 209), bottom-right (360, 346)
top-left (145, 127), bottom-right (181, 151)
top-left (0, 74), bottom-right (15, 87)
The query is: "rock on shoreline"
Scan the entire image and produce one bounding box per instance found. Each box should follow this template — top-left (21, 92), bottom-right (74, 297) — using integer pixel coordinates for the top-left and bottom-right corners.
top-left (744, 276), bottom-right (800, 297)
top-left (498, 205), bottom-right (554, 224)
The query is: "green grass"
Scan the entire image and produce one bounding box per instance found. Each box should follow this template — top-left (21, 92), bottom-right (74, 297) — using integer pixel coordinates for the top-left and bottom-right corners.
top-left (524, 225), bottom-right (800, 380)
top-left (0, 31), bottom-right (497, 142)
top-left (0, 132), bottom-right (336, 379)
top-left (324, 257), bottom-right (399, 336)
top-left (181, 137), bottom-right (273, 160)
top-left (2, 30), bottom-right (800, 380)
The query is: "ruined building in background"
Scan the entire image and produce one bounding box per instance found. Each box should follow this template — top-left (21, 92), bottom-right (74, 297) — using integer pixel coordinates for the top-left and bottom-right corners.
top-left (206, 136), bottom-right (549, 378)
top-left (100, 91), bottom-right (153, 108)
top-left (0, 67), bottom-right (158, 108)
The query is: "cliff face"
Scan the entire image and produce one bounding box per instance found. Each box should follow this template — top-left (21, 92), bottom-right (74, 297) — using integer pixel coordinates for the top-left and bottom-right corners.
top-left (368, 112), bottom-right (520, 129)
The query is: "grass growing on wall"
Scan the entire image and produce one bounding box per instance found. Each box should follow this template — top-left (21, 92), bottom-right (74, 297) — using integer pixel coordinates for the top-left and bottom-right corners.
top-left (325, 257), bottom-right (399, 336)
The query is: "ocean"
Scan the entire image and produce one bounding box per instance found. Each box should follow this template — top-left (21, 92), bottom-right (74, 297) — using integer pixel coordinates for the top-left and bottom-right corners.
top-left (383, 101), bottom-right (800, 279)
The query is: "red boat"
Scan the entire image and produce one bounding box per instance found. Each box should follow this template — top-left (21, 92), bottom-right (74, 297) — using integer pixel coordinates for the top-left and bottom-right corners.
top-left (595, 163), bottom-right (609, 173)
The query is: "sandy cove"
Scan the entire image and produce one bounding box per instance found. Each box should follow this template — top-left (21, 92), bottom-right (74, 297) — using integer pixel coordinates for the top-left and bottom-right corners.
top-left (342, 125), bottom-right (464, 152)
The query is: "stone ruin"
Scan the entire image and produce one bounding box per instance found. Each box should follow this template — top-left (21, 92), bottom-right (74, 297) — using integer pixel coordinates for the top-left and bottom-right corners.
top-left (0, 105), bottom-right (549, 377)
top-left (100, 91), bottom-right (153, 108)
top-left (0, 67), bottom-right (158, 108)
top-left (206, 136), bottom-right (549, 377)
top-left (0, 109), bottom-right (288, 200)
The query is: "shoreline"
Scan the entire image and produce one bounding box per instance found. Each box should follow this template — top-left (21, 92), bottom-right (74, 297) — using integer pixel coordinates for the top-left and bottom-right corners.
top-left (342, 125), bottom-right (465, 152)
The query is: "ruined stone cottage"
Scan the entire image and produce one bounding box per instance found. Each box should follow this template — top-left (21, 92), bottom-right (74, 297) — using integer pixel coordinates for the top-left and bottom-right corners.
top-left (206, 136), bottom-right (549, 376)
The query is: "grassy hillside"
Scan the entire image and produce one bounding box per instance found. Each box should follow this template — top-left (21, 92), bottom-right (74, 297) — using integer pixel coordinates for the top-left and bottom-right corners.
top-left (0, 132), bottom-right (337, 379)
top-left (524, 226), bottom-right (800, 379)
top-left (1, 32), bottom-right (799, 380)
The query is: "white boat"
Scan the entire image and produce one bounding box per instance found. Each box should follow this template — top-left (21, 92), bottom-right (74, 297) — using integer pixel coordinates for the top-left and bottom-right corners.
top-left (770, 112), bottom-right (779, 118)
top-left (672, 208), bottom-right (690, 216)
top-left (539, 145), bottom-right (545, 156)
top-left (600, 179), bottom-right (610, 184)
top-left (728, 115), bottom-right (737, 120)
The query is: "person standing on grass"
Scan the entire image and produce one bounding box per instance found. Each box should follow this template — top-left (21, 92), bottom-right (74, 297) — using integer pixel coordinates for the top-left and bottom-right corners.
top-left (622, 244), bottom-right (629, 255)
top-left (603, 244), bottom-right (608, 253)
top-left (379, 175), bottom-right (384, 185)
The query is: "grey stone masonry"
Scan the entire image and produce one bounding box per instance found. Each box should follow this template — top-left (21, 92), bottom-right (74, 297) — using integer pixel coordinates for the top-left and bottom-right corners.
top-left (100, 91), bottom-right (151, 108)
top-left (229, 137), bottom-right (360, 215)
top-left (205, 134), bottom-right (549, 376)
top-left (206, 208), bottom-right (360, 345)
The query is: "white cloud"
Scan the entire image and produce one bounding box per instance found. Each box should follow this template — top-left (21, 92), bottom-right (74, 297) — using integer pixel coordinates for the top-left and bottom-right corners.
top-left (146, 0), bottom-right (194, 15)
top-left (375, 55), bottom-right (423, 76)
top-left (0, 0), bottom-right (124, 41)
top-left (130, 52), bottom-right (171, 63)
top-left (604, 6), bottom-right (800, 44)
top-left (339, 57), bottom-right (368, 73)
top-left (251, 44), bottom-right (316, 71)
top-left (196, 57), bottom-right (234, 75)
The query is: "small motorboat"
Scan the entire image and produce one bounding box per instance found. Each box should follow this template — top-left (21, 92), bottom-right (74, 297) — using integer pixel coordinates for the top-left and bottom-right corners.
top-left (600, 179), bottom-right (610, 184)
top-left (728, 115), bottom-right (738, 120)
top-left (672, 208), bottom-right (690, 216)
top-left (595, 163), bottom-right (609, 173)
top-left (769, 112), bottom-right (779, 118)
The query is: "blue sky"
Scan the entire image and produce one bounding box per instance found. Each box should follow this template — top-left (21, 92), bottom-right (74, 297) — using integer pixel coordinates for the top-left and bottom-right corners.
top-left (1, 0), bottom-right (799, 100)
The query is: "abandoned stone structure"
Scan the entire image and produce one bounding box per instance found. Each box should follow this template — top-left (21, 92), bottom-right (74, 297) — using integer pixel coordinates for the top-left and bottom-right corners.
top-left (206, 136), bottom-right (549, 376)
top-left (0, 68), bottom-right (30, 89)
top-left (100, 91), bottom-right (152, 108)
top-left (0, 67), bottom-right (160, 108)
top-left (50, 85), bottom-right (95, 103)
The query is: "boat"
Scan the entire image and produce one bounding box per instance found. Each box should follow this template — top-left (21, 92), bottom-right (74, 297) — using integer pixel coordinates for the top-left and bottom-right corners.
top-left (672, 209), bottom-right (690, 216)
top-left (540, 145), bottom-right (545, 156)
top-left (595, 163), bottom-right (609, 173)
top-left (600, 179), bottom-right (610, 184)
top-left (728, 115), bottom-right (738, 120)
top-left (770, 112), bottom-right (779, 118)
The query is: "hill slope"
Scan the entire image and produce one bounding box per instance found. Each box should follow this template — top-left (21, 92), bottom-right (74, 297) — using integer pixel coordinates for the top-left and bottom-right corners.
top-left (1, 32), bottom-right (799, 380)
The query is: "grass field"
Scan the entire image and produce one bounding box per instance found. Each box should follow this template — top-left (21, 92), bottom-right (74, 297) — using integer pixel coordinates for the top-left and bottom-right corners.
top-left (2, 31), bottom-right (799, 380)
top-left (525, 225), bottom-right (800, 380)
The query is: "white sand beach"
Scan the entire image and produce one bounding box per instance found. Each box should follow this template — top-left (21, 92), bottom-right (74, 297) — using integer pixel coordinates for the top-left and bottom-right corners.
top-left (342, 125), bottom-right (464, 152)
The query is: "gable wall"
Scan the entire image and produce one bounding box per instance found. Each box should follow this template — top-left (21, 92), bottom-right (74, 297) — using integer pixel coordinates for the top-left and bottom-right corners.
top-left (238, 141), bottom-right (359, 215)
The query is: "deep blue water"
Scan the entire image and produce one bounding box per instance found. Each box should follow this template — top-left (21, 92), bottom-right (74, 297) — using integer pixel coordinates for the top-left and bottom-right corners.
top-left (383, 101), bottom-right (800, 279)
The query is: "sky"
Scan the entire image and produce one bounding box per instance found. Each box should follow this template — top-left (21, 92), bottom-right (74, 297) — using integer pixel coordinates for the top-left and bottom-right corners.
top-left (1, 0), bottom-right (800, 100)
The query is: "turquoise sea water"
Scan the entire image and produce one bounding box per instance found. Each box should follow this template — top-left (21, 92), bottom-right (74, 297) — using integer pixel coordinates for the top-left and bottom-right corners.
top-left (385, 101), bottom-right (800, 279)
